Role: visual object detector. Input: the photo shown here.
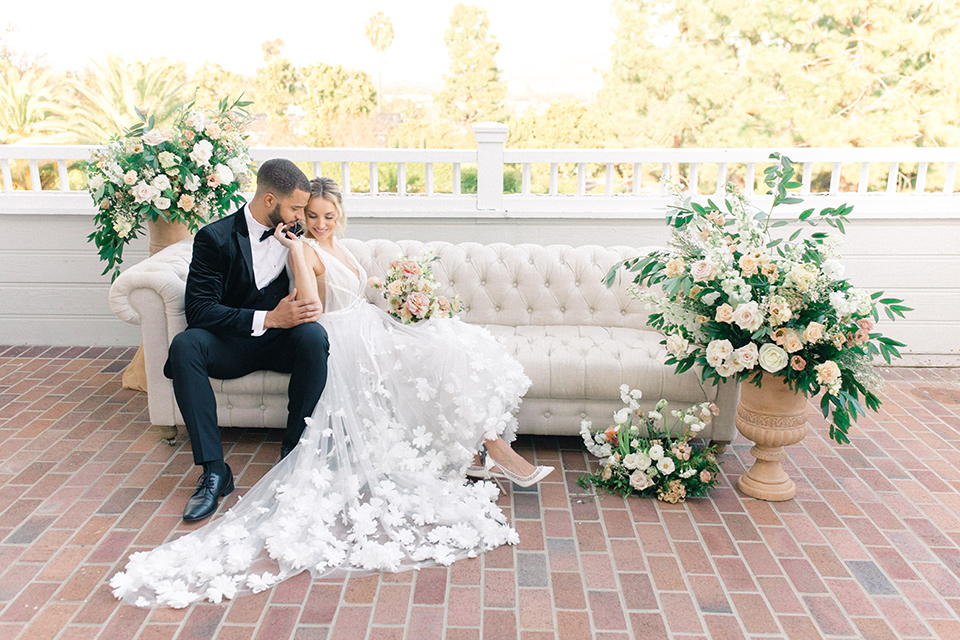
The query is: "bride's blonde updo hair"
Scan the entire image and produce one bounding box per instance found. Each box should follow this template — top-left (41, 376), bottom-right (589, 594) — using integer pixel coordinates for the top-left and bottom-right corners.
top-left (307, 177), bottom-right (346, 237)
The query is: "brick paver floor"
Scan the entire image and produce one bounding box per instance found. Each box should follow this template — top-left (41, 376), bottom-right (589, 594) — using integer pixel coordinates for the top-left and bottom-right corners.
top-left (1, 345), bottom-right (960, 639)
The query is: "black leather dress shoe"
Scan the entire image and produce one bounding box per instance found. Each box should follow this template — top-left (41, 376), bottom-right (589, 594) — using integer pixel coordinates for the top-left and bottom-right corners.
top-left (182, 465), bottom-right (234, 522)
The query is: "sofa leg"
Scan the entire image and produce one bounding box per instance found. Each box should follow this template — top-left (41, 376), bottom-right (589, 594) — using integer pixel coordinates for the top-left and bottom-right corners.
top-left (709, 440), bottom-right (729, 454)
top-left (156, 425), bottom-right (178, 445)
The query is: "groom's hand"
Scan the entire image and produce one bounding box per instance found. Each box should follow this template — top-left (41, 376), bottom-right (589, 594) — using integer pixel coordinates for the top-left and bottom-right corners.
top-left (264, 289), bottom-right (322, 328)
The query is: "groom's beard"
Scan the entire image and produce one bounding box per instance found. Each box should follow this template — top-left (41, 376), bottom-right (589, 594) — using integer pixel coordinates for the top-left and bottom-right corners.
top-left (266, 203), bottom-right (284, 229)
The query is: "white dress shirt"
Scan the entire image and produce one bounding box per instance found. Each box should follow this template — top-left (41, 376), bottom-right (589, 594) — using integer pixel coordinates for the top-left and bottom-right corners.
top-left (243, 204), bottom-right (289, 336)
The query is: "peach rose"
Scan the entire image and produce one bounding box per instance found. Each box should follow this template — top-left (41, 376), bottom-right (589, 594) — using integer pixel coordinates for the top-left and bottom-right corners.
top-left (405, 291), bottom-right (430, 317)
top-left (700, 470), bottom-right (712, 483)
top-left (854, 328), bottom-right (871, 345)
top-left (739, 254), bottom-right (759, 276)
top-left (761, 262), bottom-right (779, 279)
top-left (177, 193), bottom-right (197, 211)
top-left (665, 258), bottom-right (686, 278)
top-left (387, 280), bottom-right (404, 296)
top-left (436, 296), bottom-right (453, 314)
top-left (733, 343), bottom-right (759, 369)
top-left (803, 322), bottom-right (825, 344)
top-left (782, 331), bottom-right (804, 354)
top-left (400, 260), bottom-right (421, 277)
top-left (857, 318), bottom-right (874, 332)
top-left (815, 360), bottom-right (842, 386)
top-left (184, 130), bottom-right (195, 141)
top-left (715, 304), bottom-right (735, 323)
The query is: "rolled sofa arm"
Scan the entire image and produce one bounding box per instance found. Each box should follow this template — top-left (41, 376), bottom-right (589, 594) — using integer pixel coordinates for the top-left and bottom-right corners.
top-left (108, 239), bottom-right (193, 428)
top-left (108, 240), bottom-right (193, 325)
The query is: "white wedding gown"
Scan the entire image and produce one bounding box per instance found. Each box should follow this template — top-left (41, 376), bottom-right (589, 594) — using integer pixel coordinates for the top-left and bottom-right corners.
top-left (111, 238), bottom-right (531, 608)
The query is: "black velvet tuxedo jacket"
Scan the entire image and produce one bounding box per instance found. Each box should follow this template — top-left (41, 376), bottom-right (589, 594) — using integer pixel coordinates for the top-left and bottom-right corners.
top-left (184, 206), bottom-right (290, 337)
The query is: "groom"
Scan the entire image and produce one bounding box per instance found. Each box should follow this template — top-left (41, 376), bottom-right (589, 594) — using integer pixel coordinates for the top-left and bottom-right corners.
top-left (164, 158), bottom-right (329, 522)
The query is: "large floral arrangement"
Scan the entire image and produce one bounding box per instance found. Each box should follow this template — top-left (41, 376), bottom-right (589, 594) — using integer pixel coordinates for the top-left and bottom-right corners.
top-left (369, 249), bottom-right (463, 323)
top-left (610, 154), bottom-right (909, 444)
top-left (86, 97), bottom-right (253, 279)
top-left (577, 386), bottom-right (722, 503)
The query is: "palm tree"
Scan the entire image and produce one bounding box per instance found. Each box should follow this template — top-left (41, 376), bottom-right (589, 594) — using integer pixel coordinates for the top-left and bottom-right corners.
top-left (64, 54), bottom-right (189, 143)
top-left (0, 66), bottom-right (68, 144)
top-left (365, 11), bottom-right (395, 113)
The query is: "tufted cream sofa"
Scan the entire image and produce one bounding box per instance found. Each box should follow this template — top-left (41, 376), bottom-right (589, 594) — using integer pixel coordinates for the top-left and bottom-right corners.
top-left (109, 238), bottom-right (739, 446)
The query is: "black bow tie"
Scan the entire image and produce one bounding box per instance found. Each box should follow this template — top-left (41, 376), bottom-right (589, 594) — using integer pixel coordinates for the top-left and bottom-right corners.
top-left (259, 228), bottom-right (276, 242)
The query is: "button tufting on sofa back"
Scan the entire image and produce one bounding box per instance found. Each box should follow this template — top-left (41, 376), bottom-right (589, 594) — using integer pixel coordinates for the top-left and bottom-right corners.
top-left (343, 239), bottom-right (652, 329)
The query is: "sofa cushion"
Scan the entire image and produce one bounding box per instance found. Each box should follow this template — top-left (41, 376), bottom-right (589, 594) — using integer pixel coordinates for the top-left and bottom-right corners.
top-left (485, 325), bottom-right (719, 406)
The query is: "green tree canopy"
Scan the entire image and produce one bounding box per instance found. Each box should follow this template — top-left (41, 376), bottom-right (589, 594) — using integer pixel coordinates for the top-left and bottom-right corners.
top-left (300, 62), bottom-right (377, 145)
top-left (599, 0), bottom-right (960, 148)
top-left (435, 4), bottom-right (507, 127)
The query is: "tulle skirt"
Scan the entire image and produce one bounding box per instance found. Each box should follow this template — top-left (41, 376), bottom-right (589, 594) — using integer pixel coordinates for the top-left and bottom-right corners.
top-left (111, 300), bottom-right (531, 608)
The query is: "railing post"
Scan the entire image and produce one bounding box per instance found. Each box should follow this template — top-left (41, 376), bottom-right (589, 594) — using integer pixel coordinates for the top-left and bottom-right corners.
top-left (473, 122), bottom-right (508, 211)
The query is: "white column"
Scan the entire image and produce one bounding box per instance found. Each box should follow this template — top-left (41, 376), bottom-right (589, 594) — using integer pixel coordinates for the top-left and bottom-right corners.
top-left (473, 122), bottom-right (508, 211)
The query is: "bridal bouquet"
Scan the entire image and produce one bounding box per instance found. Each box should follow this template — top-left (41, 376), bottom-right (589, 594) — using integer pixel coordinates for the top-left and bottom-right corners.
top-left (86, 96), bottom-right (253, 279)
top-left (609, 154), bottom-right (909, 444)
top-left (577, 386), bottom-right (722, 503)
top-left (368, 249), bottom-right (463, 323)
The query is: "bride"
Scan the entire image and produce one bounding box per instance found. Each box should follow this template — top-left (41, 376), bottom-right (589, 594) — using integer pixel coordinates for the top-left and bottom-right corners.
top-left (111, 177), bottom-right (551, 608)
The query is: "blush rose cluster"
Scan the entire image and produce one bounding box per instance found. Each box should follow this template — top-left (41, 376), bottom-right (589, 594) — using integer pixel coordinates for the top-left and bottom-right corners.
top-left (369, 249), bottom-right (462, 324)
top-left (609, 153), bottom-right (909, 444)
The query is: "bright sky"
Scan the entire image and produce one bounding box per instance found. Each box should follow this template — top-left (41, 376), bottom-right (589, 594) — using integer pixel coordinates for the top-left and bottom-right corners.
top-left (5, 1), bottom-right (616, 98)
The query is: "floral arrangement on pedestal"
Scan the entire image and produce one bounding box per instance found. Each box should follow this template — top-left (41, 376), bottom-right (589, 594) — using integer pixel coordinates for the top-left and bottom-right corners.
top-left (86, 97), bottom-right (253, 279)
top-left (369, 250), bottom-right (463, 323)
top-left (609, 154), bottom-right (909, 444)
top-left (577, 386), bottom-right (722, 503)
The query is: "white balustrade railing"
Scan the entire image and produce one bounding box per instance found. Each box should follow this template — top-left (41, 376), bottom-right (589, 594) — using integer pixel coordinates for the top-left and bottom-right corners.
top-left (1, 123), bottom-right (958, 216)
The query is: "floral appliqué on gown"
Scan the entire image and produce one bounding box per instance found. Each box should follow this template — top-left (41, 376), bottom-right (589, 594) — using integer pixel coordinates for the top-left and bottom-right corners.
top-left (111, 238), bottom-right (531, 608)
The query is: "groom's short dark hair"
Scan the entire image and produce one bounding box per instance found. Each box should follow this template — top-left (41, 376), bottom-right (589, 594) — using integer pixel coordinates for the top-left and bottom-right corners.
top-left (255, 158), bottom-right (310, 198)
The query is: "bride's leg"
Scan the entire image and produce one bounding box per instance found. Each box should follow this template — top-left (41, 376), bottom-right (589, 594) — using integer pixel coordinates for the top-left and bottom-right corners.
top-left (483, 437), bottom-right (538, 476)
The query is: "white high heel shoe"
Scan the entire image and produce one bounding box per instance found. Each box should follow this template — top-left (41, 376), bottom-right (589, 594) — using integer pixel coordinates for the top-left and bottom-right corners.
top-left (466, 458), bottom-right (554, 488)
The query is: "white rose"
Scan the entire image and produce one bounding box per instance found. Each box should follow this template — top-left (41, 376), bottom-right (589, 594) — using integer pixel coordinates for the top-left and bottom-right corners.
top-left (158, 151), bottom-right (179, 169)
top-left (151, 174), bottom-right (171, 192)
top-left (214, 163), bottom-right (234, 186)
top-left (690, 259), bottom-right (718, 283)
top-left (665, 335), bottom-right (689, 358)
top-left (733, 343), bottom-right (759, 369)
top-left (184, 174), bottom-right (201, 192)
top-left (227, 156), bottom-right (248, 178)
top-left (701, 291), bottom-right (721, 306)
top-left (656, 458), bottom-right (676, 475)
top-left (131, 180), bottom-right (159, 204)
top-left (88, 175), bottom-right (104, 191)
top-left (821, 259), bottom-right (845, 280)
top-left (634, 451), bottom-right (652, 471)
top-left (142, 130), bottom-right (165, 146)
top-left (706, 339), bottom-right (734, 362)
top-left (758, 343), bottom-right (789, 373)
top-left (123, 170), bottom-right (138, 185)
top-left (153, 196), bottom-right (171, 210)
top-left (630, 470), bottom-right (654, 491)
top-left (648, 444), bottom-right (664, 461)
top-left (623, 453), bottom-right (640, 470)
top-left (733, 301), bottom-right (764, 332)
top-left (189, 140), bottom-right (214, 166)
top-left (716, 359), bottom-right (744, 377)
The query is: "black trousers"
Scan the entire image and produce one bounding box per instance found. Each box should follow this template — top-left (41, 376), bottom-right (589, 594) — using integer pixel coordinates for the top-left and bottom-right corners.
top-left (164, 323), bottom-right (329, 465)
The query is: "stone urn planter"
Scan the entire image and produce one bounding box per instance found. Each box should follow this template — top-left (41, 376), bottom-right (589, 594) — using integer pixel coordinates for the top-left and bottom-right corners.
top-left (121, 217), bottom-right (193, 392)
top-left (735, 374), bottom-right (810, 501)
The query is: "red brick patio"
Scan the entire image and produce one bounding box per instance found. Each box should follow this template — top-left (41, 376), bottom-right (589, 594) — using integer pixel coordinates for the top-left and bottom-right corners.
top-left (1, 345), bottom-right (959, 639)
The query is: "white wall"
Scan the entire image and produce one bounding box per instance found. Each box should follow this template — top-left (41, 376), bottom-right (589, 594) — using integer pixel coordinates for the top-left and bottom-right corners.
top-left (0, 191), bottom-right (957, 365)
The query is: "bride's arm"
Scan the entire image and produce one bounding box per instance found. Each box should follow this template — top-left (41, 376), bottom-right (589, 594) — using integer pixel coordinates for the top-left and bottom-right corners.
top-left (276, 228), bottom-right (324, 311)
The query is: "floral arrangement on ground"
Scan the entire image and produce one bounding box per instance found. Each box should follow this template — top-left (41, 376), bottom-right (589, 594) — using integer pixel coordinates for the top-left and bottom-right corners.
top-left (608, 154), bottom-right (909, 444)
top-left (577, 386), bottom-right (722, 503)
top-left (86, 96), bottom-right (253, 279)
top-left (369, 249), bottom-right (463, 323)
